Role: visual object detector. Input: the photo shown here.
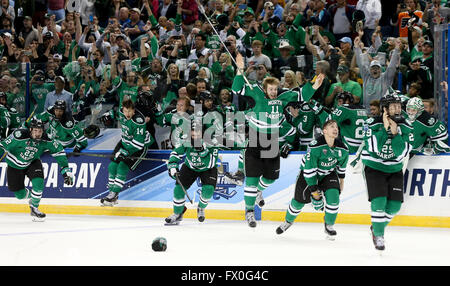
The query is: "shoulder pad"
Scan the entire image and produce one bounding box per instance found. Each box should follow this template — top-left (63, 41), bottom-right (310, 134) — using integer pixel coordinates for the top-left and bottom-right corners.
top-left (334, 138), bottom-right (348, 150)
top-left (310, 135), bottom-right (326, 148)
top-left (13, 129), bottom-right (31, 140)
top-left (366, 116), bottom-right (382, 126)
top-left (63, 119), bottom-right (75, 128)
top-left (417, 111), bottom-right (436, 127)
top-left (132, 110), bottom-right (146, 125)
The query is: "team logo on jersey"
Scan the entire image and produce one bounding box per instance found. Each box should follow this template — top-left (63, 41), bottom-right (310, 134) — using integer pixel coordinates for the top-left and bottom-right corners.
top-left (14, 130), bottom-right (21, 137)
top-left (66, 120), bottom-right (74, 128)
top-left (428, 117), bottom-right (435, 125)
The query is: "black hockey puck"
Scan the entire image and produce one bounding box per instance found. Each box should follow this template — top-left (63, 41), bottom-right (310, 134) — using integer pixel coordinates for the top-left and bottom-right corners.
top-left (152, 237), bottom-right (167, 252)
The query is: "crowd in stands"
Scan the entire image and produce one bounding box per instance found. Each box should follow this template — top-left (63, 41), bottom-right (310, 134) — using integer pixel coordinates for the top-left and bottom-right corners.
top-left (0, 0), bottom-right (449, 149)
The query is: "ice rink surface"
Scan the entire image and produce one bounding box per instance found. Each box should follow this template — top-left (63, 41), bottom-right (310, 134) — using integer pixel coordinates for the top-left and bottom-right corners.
top-left (1, 212), bottom-right (449, 267)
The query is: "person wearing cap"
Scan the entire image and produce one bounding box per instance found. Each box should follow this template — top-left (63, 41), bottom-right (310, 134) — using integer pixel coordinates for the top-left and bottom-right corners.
top-left (337, 36), bottom-right (354, 66)
top-left (31, 70), bottom-right (55, 114)
top-left (44, 76), bottom-right (73, 113)
top-left (325, 65), bottom-right (362, 107)
top-left (122, 7), bottom-right (146, 41)
top-left (354, 35), bottom-right (401, 113)
top-left (17, 16), bottom-right (39, 49)
top-left (272, 41), bottom-right (297, 79)
top-left (259, 1), bottom-right (284, 22)
top-left (420, 40), bottom-right (434, 78)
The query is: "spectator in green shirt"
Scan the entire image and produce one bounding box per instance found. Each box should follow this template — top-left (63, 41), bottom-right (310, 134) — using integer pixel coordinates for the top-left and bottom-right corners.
top-left (325, 65), bottom-right (362, 108)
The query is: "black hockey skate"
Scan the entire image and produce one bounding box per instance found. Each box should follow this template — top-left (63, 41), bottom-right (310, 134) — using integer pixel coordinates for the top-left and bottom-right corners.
top-left (30, 205), bottom-right (46, 222)
top-left (197, 207), bottom-right (205, 222)
top-left (100, 191), bottom-right (119, 206)
top-left (245, 209), bottom-right (257, 228)
top-left (370, 226), bottom-right (385, 251)
top-left (276, 221), bottom-right (293, 234)
top-left (165, 206), bottom-right (187, 225)
top-left (324, 223), bottom-right (337, 240)
top-left (255, 191), bottom-right (265, 208)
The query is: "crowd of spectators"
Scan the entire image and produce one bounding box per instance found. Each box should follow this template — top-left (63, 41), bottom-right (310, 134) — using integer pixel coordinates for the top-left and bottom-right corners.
top-left (0, 0), bottom-right (449, 148)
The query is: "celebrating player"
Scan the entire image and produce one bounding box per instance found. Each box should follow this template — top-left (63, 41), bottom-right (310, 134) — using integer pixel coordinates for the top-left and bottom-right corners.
top-left (405, 97), bottom-right (450, 155)
top-left (276, 120), bottom-right (349, 239)
top-left (165, 120), bottom-right (220, 225)
top-left (31, 100), bottom-right (88, 154)
top-left (0, 119), bottom-right (73, 221)
top-left (100, 99), bottom-right (154, 206)
top-left (361, 94), bottom-right (413, 251)
top-left (232, 52), bottom-right (324, 228)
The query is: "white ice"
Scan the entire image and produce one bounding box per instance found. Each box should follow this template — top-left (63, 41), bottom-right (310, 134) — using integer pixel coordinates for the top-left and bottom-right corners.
top-left (0, 212), bottom-right (449, 266)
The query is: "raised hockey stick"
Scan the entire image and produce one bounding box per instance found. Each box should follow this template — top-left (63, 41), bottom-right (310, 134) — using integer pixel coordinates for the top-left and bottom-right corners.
top-left (68, 151), bottom-right (169, 162)
top-left (175, 172), bottom-right (193, 204)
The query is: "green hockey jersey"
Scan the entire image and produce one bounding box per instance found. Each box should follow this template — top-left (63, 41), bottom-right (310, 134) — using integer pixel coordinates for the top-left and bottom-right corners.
top-left (361, 116), bottom-right (413, 173)
top-left (300, 135), bottom-right (349, 186)
top-left (34, 107), bottom-right (88, 149)
top-left (289, 102), bottom-right (328, 150)
top-left (231, 75), bottom-right (316, 135)
top-left (117, 109), bottom-right (154, 154)
top-left (330, 104), bottom-right (368, 153)
top-left (0, 129), bottom-right (69, 173)
top-left (168, 143), bottom-right (219, 173)
top-left (408, 111), bottom-right (450, 154)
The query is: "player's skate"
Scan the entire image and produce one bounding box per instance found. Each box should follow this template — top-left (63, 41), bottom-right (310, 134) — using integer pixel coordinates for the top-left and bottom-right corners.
top-left (324, 223), bottom-right (337, 240)
top-left (370, 226), bottom-right (385, 252)
top-left (197, 207), bottom-right (205, 222)
top-left (255, 191), bottom-right (265, 208)
top-left (165, 206), bottom-right (187, 225)
top-left (30, 205), bottom-right (46, 222)
top-left (276, 221), bottom-right (293, 235)
top-left (100, 191), bottom-right (119, 206)
top-left (245, 209), bottom-right (257, 228)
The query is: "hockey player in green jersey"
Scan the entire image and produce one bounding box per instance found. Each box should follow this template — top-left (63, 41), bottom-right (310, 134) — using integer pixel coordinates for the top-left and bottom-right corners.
top-left (0, 92), bottom-right (21, 139)
top-left (276, 120), bottom-right (349, 239)
top-left (285, 100), bottom-right (328, 151)
top-left (0, 119), bottom-right (73, 221)
top-left (165, 120), bottom-right (220, 225)
top-left (330, 91), bottom-right (368, 153)
top-left (405, 97), bottom-right (450, 155)
top-left (233, 53), bottom-right (325, 228)
top-left (100, 99), bottom-right (155, 206)
top-left (31, 100), bottom-right (88, 154)
top-left (361, 94), bottom-right (413, 251)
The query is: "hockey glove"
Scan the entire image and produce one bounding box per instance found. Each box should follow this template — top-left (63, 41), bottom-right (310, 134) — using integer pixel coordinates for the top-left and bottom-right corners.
top-left (72, 145), bottom-right (85, 157)
top-left (310, 189), bottom-right (324, 211)
top-left (114, 148), bottom-right (129, 161)
top-left (168, 168), bottom-right (179, 180)
top-left (308, 99), bottom-right (323, 115)
top-left (61, 167), bottom-right (74, 186)
top-left (280, 143), bottom-right (292, 158)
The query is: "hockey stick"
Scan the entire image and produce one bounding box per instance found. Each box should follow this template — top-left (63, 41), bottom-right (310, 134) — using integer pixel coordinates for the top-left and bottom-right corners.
top-left (195, 0), bottom-right (253, 90)
top-left (25, 105), bottom-right (38, 123)
top-left (175, 172), bottom-right (193, 204)
top-left (68, 151), bottom-right (169, 162)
